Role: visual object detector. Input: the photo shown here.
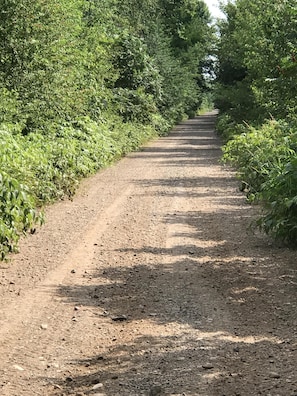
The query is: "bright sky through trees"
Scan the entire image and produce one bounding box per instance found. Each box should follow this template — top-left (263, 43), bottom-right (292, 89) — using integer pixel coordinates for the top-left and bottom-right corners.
top-left (204, 0), bottom-right (225, 19)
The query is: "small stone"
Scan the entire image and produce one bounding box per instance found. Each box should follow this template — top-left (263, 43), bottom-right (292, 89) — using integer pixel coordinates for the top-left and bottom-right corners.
top-left (111, 315), bottom-right (127, 322)
top-left (202, 363), bottom-right (214, 370)
top-left (71, 269), bottom-right (76, 274)
top-left (74, 306), bottom-right (80, 311)
top-left (40, 324), bottom-right (48, 330)
top-left (92, 383), bottom-right (104, 390)
top-left (65, 376), bottom-right (73, 382)
top-left (13, 364), bottom-right (25, 371)
top-left (269, 372), bottom-right (281, 379)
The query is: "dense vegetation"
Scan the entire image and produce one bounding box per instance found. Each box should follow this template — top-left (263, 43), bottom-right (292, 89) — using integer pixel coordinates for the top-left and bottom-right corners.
top-left (215, 0), bottom-right (297, 245)
top-left (0, 0), bottom-right (214, 259)
top-left (3, 0), bottom-right (295, 257)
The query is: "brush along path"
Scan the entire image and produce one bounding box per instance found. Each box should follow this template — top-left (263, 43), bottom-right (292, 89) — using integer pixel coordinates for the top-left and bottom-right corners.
top-left (0, 113), bottom-right (296, 396)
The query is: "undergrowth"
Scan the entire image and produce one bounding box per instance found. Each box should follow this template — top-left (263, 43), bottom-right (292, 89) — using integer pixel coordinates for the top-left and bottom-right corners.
top-left (221, 118), bottom-right (297, 246)
top-left (0, 115), bottom-right (157, 259)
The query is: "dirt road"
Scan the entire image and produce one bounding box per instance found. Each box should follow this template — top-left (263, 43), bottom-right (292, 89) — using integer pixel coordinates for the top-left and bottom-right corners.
top-left (0, 113), bottom-right (296, 396)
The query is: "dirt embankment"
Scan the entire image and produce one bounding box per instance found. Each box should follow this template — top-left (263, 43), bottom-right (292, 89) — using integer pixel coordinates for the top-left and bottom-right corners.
top-left (0, 112), bottom-right (296, 396)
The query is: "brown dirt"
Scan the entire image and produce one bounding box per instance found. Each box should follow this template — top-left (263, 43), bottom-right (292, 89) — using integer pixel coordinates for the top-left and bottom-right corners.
top-left (0, 112), bottom-right (296, 396)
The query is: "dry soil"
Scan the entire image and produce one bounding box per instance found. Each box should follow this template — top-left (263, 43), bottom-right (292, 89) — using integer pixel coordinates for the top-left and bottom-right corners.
top-left (0, 112), bottom-right (296, 396)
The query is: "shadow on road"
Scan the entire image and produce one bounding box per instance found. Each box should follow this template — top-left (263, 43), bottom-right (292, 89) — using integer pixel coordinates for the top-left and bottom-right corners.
top-left (49, 250), bottom-right (296, 395)
top-left (44, 113), bottom-right (297, 396)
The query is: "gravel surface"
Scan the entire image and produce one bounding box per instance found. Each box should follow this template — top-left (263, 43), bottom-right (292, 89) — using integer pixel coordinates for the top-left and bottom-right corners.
top-left (0, 112), bottom-right (296, 396)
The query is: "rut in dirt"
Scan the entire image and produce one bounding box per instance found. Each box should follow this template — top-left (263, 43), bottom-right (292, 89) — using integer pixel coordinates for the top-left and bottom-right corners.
top-left (0, 112), bottom-right (296, 396)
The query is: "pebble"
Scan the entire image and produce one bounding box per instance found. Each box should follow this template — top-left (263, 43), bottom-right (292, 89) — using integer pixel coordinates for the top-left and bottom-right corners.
top-left (269, 372), bottom-right (281, 379)
top-left (13, 364), bottom-right (25, 371)
top-left (202, 363), bottom-right (214, 370)
top-left (111, 315), bottom-right (127, 321)
top-left (92, 383), bottom-right (104, 390)
top-left (40, 324), bottom-right (48, 330)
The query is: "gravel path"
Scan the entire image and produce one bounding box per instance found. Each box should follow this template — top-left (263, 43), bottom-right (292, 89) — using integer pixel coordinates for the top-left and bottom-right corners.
top-left (0, 112), bottom-right (296, 396)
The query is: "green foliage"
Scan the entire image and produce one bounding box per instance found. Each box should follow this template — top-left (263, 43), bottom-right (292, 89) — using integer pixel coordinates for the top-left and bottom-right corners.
top-left (0, 172), bottom-right (42, 260)
top-left (222, 120), bottom-right (294, 194)
top-left (0, 114), bottom-right (158, 259)
top-left (257, 156), bottom-right (297, 245)
top-left (113, 33), bottom-right (162, 96)
top-left (160, 0), bottom-right (210, 56)
top-left (216, 0), bottom-right (297, 123)
top-left (0, 88), bottom-right (23, 130)
top-left (215, 113), bottom-right (246, 141)
top-left (0, 0), bottom-right (214, 259)
top-left (216, 1), bottom-right (297, 245)
top-left (0, 0), bottom-right (88, 133)
top-left (197, 91), bottom-right (214, 114)
top-left (222, 119), bottom-right (297, 245)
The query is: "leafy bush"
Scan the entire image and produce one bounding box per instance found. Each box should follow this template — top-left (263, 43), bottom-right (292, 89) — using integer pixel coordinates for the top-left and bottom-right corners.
top-left (222, 120), bottom-right (295, 196)
top-left (222, 119), bottom-right (297, 245)
top-left (113, 88), bottom-right (158, 124)
top-left (257, 151), bottom-right (297, 245)
top-left (0, 173), bottom-right (42, 260)
top-left (216, 113), bottom-right (247, 141)
top-left (0, 0), bottom-right (213, 260)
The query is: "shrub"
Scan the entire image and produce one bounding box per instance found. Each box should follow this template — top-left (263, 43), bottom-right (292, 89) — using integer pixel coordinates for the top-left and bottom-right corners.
top-left (0, 173), bottom-right (42, 260)
top-left (257, 154), bottom-right (297, 245)
top-left (222, 119), bottom-right (297, 245)
top-left (222, 120), bottom-right (295, 196)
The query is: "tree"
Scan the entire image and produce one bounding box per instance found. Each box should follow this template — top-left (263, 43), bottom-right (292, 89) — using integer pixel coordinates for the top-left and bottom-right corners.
top-left (216, 0), bottom-right (297, 122)
top-left (0, 0), bottom-right (86, 133)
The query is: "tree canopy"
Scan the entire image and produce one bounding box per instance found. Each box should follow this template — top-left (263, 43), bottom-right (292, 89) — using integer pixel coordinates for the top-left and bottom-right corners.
top-left (0, 0), bottom-right (214, 259)
top-left (215, 0), bottom-right (297, 245)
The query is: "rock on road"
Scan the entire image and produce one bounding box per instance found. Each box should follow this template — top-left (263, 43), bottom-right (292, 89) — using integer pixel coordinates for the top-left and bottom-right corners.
top-left (0, 112), bottom-right (296, 396)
